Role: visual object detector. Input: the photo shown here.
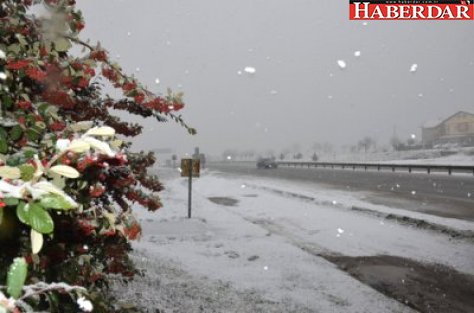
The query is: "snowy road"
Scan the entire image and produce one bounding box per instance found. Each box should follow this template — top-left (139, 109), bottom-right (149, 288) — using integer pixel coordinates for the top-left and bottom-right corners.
top-left (209, 162), bottom-right (474, 221)
top-left (115, 168), bottom-right (474, 313)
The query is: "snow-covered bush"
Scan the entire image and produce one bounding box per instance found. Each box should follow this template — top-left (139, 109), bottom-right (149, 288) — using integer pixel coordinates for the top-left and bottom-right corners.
top-left (0, 1), bottom-right (194, 311)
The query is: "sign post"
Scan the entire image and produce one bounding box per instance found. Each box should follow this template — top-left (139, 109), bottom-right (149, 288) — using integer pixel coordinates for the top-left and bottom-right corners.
top-left (181, 158), bottom-right (200, 218)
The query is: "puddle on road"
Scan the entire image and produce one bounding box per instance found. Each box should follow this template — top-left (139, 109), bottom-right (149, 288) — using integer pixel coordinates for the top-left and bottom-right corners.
top-left (208, 197), bottom-right (239, 206)
top-left (324, 254), bottom-right (474, 313)
top-left (242, 194), bottom-right (259, 198)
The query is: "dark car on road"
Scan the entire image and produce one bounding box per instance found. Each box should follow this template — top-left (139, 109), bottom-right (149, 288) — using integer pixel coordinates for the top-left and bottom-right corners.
top-left (256, 158), bottom-right (278, 169)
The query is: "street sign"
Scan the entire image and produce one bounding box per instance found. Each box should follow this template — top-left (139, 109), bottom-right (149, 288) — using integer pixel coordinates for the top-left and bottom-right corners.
top-left (181, 159), bottom-right (200, 177)
top-left (181, 158), bottom-right (200, 218)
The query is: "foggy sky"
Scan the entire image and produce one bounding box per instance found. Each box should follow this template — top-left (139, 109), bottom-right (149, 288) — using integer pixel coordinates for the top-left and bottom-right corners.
top-left (76, 0), bottom-right (474, 156)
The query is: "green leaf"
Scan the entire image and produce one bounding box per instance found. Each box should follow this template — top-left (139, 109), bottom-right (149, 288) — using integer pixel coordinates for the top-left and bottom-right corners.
top-left (23, 149), bottom-right (35, 159)
top-left (0, 127), bottom-right (8, 139)
top-left (7, 257), bottom-right (27, 299)
top-left (28, 203), bottom-right (54, 234)
top-left (19, 164), bottom-right (35, 181)
top-left (10, 125), bottom-right (23, 141)
top-left (6, 156), bottom-right (20, 167)
top-left (16, 34), bottom-right (27, 46)
top-left (54, 38), bottom-right (71, 52)
top-left (16, 203), bottom-right (54, 234)
top-left (1, 95), bottom-right (13, 109)
top-left (40, 194), bottom-right (74, 210)
top-left (26, 128), bottom-right (40, 141)
top-left (16, 202), bottom-right (30, 225)
top-left (4, 197), bottom-right (19, 206)
top-left (38, 103), bottom-right (50, 116)
top-left (0, 138), bottom-right (7, 154)
top-left (8, 43), bottom-right (21, 54)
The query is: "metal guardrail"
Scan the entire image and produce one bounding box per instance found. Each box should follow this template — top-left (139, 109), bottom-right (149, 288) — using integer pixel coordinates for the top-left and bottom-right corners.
top-left (277, 161), bottom-right (474, 175)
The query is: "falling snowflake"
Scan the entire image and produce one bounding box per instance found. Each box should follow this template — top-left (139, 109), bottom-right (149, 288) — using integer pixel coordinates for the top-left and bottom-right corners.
top-left (337, 60), bottom-right (346, 69)
top-left (337, 228), bottom-right (344, 234)
top-left (332, 200), bottom-right (337, 205)
top-left (237, 70), bottom-right (243, 75)
top-left (127, 31), bottom-right (132, 36)
top-left (410, 64), bottom-right (418, 73)
top-left (0, 72), bottom-right (6, 80)
top-left (155, 78), bottom-right (160, 84)
top-left (0, 49), bottom-right (5, 59)
top-left (263, 266), bottom-right (269, 271)
top-left (411, 191), bottom-right (417, 195)
top-left (270, 90), bottom-right (278, 95)
top-left (241, 184), bottom-right (247, 189)
top-left (136, 67), bottom-right (140, 72)
top-left (362, 22), bottom-right (368, 26)
top-left (354, 51), bottom-right (361, 57)
top-left (244, 66), bottom-right (256, 74)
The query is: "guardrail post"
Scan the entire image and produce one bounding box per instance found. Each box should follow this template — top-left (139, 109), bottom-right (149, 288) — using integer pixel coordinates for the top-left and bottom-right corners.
top-left (427, 167), bottom-right (431, 174)
top-left (448, 167), bottom-right (452, 175)
top-left (377, 165), bottom-right (380, 171)
top-left (409, 167), bottom-right (412, 173)
top-left (392, 167), bottom-right (395, 172)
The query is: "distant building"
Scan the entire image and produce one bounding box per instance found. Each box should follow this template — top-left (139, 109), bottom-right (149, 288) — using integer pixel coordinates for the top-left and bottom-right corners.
top-left (422, 111), bottom-right (474, 148)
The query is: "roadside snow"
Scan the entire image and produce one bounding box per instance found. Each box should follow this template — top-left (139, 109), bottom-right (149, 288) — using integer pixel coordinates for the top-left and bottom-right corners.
top-left (285, 148), bottom-right (474, 166)
top-left (121, 168), bottom-right (474, 312)
top-left (234, 174), bottom-right (474, 233)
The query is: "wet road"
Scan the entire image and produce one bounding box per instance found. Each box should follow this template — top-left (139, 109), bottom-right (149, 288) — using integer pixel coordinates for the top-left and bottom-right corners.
top-left (209, 162), bottom-right (474, 221)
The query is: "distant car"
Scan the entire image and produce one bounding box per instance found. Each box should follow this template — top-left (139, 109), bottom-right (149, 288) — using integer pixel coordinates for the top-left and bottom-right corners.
top-left (257, 158), bottom-right (278, 169)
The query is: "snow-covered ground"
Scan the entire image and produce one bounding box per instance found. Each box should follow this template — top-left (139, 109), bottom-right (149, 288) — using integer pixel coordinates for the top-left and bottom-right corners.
top-left (260, 148), bottom-right (474, 166)
top-left (114, 168), bottom-right (474, 312)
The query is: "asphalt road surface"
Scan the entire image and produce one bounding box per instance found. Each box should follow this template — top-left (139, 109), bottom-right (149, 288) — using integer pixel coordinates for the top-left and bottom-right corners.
top-left (209, 162), bottom-right (474, 221)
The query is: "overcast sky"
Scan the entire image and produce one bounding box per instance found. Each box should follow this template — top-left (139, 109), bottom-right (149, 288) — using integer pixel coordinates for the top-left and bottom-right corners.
top-left (76, 0), bottom-right (474, 156)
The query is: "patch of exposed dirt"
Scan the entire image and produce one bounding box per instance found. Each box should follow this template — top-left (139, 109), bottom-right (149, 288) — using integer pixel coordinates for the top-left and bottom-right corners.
top-left (325, 254), bottom-right (474, 313)
top-left (208, 197), bottom-right (239, 206)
